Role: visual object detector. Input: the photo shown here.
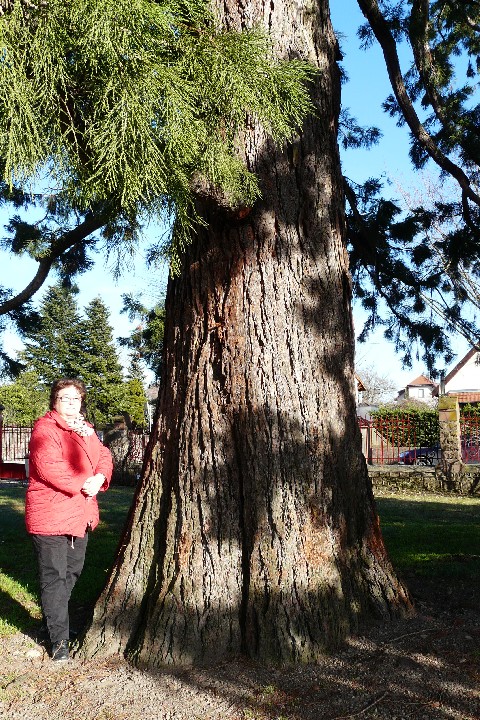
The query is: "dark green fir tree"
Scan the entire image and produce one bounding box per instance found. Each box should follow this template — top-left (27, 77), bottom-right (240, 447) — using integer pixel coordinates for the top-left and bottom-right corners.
top-left (121, 353), bottom-right (148, 428)
top-left (81, 297), bottom-right (124, 427)
top-left (20, 284), bottom-right (84, 384)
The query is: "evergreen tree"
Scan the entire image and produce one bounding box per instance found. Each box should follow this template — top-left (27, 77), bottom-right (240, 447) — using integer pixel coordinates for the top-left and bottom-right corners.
top-left (0, 0), bottom-right (410, 667)
top-left (0, 0), bottom-right (312, 371)
top-left (81, 0), bottom-right (411, 665)
top-left (126, 352), bottom-right (147, 384)
top-left (122, 353), bottom-right (148, 427)
top-left (121, 377), bottom-right (148, 428)
top-left (15, 288), bottom-right (145, 427)
top-left (119, 295), bottom-right (165, 383)
top-left (6, 0), bottom-right (480, 667)
top-left (20, 284), bottom-right (85, 384)
top-left (0, 370), bottom-right (48, 425)
top-left (81, 297), bottom-right (125, 427)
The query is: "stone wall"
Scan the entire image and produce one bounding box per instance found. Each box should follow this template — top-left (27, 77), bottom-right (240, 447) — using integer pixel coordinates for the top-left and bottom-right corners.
top-left (368, 464), bottom-right (480, 495)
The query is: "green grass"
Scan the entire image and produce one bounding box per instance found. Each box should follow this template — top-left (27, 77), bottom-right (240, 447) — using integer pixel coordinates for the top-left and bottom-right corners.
top-left (375, 492), bottom-right (480, 599)
top-left (0, 484), bottom-right (135, 637)
top-left (1, 485), bottom-right (479, 638)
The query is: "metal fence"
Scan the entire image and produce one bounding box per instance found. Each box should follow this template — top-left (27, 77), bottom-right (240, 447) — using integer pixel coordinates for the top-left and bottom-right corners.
top-left (2, 414), bottom-right (479, 471)
top-left (1, 425), bottom-right (32, 462)
top-left (358, 414), bottom-right (440, 465)
top-left (460, 414), bottom-right (480, 463)
top-left (0, 424), bottom-right (150, 484)
top-left (360, 412), bottom-right (480, 465)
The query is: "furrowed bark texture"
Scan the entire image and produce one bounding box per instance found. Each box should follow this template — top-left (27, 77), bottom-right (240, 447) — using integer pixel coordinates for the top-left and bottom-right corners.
top-left (80, 0), bottom-right (412, 666)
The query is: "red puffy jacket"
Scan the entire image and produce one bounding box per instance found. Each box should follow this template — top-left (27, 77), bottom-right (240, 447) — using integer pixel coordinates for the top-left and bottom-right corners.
top-left (25, 410), bottom-right (113, 537)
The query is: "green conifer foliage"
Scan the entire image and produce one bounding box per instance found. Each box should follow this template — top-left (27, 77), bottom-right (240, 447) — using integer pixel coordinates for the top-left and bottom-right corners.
top-left (122, 353), bottom-right (148, 427)
top-left (0, 0), bottom-right (313, 261)
top-left (21, 284), bottom-right (85, 383)
top-left (0, 369), bottom-right (48, 425)
top-left (119, 294), bottom-right (165, 383)
top-left (343, 0), bottom-right (480, 370)
top-left (81, 297), bottom-right (125, 427)
top-left (122, 353), bottom-right (148, 428)
top-left (16, 286), bottom-right (141, 427)
top-left (0, 0), bottom-right (313, 376)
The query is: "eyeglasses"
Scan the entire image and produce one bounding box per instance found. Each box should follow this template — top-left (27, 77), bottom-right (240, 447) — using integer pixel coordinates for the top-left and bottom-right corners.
top-left (57, 395), bottom-right (82, 404)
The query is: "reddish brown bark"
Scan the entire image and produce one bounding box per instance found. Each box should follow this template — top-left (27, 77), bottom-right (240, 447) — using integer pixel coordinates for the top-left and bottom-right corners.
top-left (80, 0), bottom-right (412, 667)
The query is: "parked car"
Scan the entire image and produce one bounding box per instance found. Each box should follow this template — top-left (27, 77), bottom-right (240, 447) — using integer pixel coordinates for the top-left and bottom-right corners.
top-left (399, 442), bottom-right (480, 465)
top-left (398, 445), bottom-right (441, 466)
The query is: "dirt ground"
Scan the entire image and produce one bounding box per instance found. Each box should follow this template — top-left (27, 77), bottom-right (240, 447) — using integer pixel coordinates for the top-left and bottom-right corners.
top-left (1, 574), bottom-right (479, 720)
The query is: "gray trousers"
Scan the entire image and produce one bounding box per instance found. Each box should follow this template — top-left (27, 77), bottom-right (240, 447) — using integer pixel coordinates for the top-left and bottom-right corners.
top-left (31, 533), bottom-right (88, 644)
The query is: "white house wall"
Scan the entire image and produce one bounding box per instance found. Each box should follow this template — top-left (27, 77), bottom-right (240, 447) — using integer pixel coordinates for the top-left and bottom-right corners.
top-left (446, 352), bottom-right (480, 392)
top-left (408, 386), bottom-right (434, 400)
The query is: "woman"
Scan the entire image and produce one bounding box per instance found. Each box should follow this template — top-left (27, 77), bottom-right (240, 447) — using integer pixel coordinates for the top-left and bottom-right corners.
top-left (25, 378), bottom-right (113, 662)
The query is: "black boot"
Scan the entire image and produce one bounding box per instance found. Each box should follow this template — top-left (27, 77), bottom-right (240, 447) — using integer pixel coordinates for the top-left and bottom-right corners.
top-left (51, 639), bottom-right (69, 662)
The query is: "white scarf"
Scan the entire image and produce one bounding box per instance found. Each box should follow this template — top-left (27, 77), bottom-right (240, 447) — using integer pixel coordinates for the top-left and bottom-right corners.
top-left (66, 413), bottom-right (94, 437)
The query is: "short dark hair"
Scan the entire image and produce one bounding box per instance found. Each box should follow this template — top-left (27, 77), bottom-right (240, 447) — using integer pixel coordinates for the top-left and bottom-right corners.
top-left (49, 378), bottom-right (87, 413)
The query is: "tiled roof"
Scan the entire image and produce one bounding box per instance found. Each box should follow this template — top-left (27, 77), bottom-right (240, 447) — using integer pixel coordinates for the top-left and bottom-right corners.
top-left (407, 374), bottom-right (436, 387)
top-left (448, 391), bottom-right (480, 403)
top-left (355, 373), bottom-right (366, 391)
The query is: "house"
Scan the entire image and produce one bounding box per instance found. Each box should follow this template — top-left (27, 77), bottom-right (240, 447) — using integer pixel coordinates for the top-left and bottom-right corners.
top-left (433, 348), bottom-right (480, 405)
top-left (396, 374), bottom-right (437, 403)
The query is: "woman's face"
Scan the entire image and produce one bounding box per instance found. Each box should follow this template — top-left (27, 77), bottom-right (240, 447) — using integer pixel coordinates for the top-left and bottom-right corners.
top-left (54, 385), bottom-right (83, 421)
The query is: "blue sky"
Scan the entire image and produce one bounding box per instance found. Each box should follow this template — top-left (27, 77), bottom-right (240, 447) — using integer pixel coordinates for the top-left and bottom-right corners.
top-left (0, 1), bottom-right (472, 394)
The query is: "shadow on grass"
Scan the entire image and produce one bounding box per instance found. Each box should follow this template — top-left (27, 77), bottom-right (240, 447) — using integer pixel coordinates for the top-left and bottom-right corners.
top-left (375, 494), bottom-right (480, 614)
top-left (0, 585), bottom-right (39, 636)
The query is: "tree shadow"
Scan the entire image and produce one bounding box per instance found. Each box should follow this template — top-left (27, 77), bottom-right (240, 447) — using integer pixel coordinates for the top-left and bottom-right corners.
top-left (79, 604), bottom-right (479, 720)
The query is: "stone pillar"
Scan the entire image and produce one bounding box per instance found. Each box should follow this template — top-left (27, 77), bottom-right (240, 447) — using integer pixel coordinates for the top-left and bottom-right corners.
top-left (437, 395), bottom-right (463, 490)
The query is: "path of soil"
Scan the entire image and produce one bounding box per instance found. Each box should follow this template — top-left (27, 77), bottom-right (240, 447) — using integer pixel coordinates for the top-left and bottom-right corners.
top-left (1, 574), bottom-right (479, 720)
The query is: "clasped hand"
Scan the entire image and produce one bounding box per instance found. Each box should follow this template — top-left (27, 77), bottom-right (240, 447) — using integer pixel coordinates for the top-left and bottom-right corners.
top-left (81, 473), bottom-right (105, 497)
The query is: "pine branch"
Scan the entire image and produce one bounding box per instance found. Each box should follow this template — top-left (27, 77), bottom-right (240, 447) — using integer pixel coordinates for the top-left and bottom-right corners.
top-left (409, 1), bottom-right (480, 161)
top-left (356, 0), bottom-right (480, 216)
top-left (0, 0), bottom-right (45, 15)
top-left (409, 1), bottom-right (450, 130)
top-left (0, 0), bottom-right (313, 267)
top-left (0, 212), bottom-right (106, 316)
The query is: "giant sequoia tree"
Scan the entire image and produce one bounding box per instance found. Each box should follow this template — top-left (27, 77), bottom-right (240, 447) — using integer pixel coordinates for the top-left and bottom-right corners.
top-left (81, 0), bottom-right (412, 665)
top-left (3, 0), bottom-right (480, 666)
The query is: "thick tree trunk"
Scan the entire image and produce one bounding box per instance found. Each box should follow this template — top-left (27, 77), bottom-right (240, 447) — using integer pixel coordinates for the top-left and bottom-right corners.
top-left (80, 0), bottom-right (412, 666)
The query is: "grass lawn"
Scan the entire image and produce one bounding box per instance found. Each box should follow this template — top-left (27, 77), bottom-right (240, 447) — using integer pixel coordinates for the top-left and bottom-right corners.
top-left (0, 483), bottom-right (135, 637)
top-left (0, 484), bottom-right (479, 638)
top-left (375, 490), bottom-right (480, 607)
